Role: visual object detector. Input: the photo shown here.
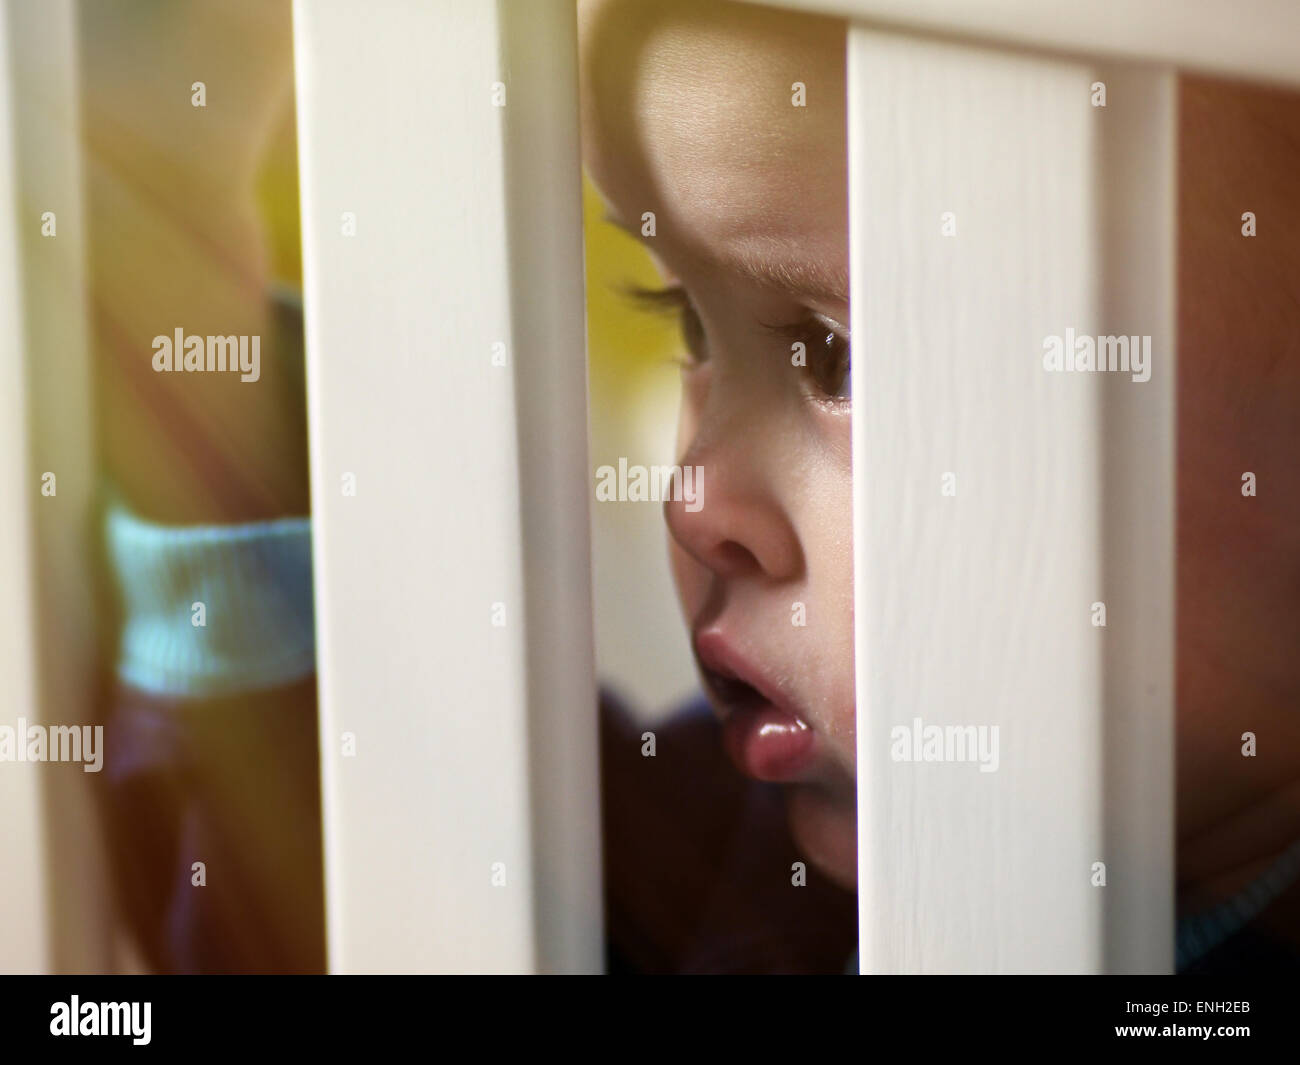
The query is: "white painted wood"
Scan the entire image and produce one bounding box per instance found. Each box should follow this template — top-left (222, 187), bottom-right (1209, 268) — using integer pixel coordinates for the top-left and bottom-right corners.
top-left (1092, 64), bottom-right (1178, 975)
top-left (293, 0), bottom-right (601, 973)
top-left (0, 0), bottom-right (112, 974)
top-left (746, 0), bottom-right (1300, 89)
top-left (850, 29), bottom-right (1176, 972)
top-left (0, 0), bottom-right (48, 975)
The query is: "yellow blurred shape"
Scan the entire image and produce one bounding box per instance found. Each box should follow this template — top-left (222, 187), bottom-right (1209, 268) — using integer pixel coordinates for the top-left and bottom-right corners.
top-left (582, 172), bottom-right (680, 398)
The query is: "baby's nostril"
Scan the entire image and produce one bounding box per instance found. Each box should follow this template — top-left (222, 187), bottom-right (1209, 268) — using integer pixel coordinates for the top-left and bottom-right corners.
top-left (712, 539), bottom-right (761, 574)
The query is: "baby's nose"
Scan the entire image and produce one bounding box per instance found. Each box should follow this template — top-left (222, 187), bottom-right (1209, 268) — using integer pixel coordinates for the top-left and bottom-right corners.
top-left (662, 456), bottom-right (801, 582)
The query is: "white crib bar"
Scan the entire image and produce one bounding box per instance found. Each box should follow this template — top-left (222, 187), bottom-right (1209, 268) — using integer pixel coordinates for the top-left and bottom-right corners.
top-left (0, 0), bottom-right (47, 975)
top-left (850, 28), bottom-right (1176, 972)
top-left (293, 0), bottom-right (601, 973)
top-left (0, 0), bottom-right (112, 973)
top-left (756, 0), bottom-right (1300, 89)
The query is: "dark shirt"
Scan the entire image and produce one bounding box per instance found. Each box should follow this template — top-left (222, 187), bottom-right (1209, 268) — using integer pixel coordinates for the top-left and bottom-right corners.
top-left (599, 691), bottom-right (858, 974)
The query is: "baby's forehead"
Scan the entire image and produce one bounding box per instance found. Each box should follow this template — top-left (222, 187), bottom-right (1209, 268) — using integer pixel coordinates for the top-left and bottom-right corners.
top-left (579, 0), bottom-right (847, 273)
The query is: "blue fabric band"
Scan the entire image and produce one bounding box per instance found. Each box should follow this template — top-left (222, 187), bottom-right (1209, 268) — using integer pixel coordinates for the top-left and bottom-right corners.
top-left (104, 493), bottom-right (316, 697)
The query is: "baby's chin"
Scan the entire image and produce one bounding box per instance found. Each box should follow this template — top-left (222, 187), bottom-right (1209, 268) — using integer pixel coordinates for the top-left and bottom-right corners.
top-left (784, 783), bottom-right (858, 891)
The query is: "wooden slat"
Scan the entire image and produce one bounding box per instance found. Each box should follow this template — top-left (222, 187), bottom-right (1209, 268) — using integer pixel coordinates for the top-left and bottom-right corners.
top-left (0, 0), bottom-right (111, 974)
top-left (0, 0), bottom-right (48, 976)
top-left (745, 0), bottom-right (1300, 88)
top-left (293, 0), bottom-right (600, 973)
top-left (849, 28), bottom-right (1176, 972)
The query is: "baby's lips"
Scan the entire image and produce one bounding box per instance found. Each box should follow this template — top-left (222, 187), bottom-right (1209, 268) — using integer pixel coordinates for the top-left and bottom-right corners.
top-left (691, 627), bottom-right (797, 715)
top-left (722, 702), bottom-right (816, 782)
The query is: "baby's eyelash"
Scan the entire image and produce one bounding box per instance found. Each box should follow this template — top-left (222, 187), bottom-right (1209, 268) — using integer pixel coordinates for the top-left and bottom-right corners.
top-left (758, 317), bottom-right (812, 340)
top-left (615, 280), bottom-right (690, 316)
top-left (617, 279), bottom-right (708, 365)
top-left (758, 313), bottom-right (849, 344)
top-left (614, 279), bottom-right (850, 400)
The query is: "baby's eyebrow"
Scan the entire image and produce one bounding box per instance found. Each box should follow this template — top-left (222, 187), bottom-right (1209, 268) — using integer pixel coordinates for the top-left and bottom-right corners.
top-left (601, 211), bottom-right (848, 306)
top-left (726, 247), bottom-right (849, 307)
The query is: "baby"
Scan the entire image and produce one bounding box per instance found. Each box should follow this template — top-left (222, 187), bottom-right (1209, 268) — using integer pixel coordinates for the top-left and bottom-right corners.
top-left (580, 0), bottom-right (858, 898)
top-left (580, 0), bottom-right (1300, 974)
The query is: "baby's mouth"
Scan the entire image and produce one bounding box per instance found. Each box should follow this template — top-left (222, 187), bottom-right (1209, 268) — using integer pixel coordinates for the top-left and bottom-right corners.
top-left (699, 666), bottom-right (766, 714)
top-left (693, 631), bottom-right (817, 783)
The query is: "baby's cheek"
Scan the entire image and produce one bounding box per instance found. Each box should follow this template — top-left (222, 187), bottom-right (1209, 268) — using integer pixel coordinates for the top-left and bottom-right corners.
top-left (806, 646), bottom-right (856, 777)
top-left (828, 693), bottom-right (857, 772)
top-left (803, 480), bottom-right (857, 770)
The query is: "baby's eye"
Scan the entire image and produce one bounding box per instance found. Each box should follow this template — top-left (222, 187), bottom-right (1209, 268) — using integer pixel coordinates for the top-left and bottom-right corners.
top-left (619, 282), bottom-right (707, 364)
top-left (766, 314), bottom-right (852, 403)
top-left (805, 324), bottom-right (851, 401)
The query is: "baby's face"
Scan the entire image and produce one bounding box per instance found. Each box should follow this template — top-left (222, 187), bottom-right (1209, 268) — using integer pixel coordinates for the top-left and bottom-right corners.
top-left (579, 0), bottom-right (856, 887)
